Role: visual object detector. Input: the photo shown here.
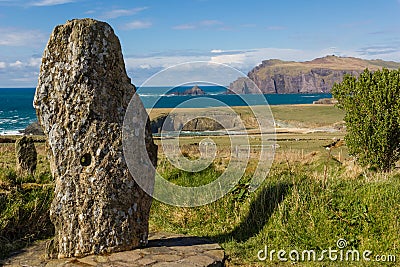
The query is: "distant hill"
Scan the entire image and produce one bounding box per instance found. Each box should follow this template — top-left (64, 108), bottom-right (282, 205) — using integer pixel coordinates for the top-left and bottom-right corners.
top-left (229, 55), bottom-right (400, 94)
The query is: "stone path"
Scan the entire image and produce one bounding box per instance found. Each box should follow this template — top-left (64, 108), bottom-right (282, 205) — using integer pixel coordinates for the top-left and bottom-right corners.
top-left (1, 233), bottom-right (225, 267)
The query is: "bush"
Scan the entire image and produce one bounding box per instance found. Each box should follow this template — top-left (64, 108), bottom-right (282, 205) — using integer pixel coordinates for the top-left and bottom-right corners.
top-left (332, 68), bottom-right (400, 171)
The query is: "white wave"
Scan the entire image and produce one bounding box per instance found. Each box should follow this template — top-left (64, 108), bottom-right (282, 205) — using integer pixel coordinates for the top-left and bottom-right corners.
top-left (0, 119), bottom-right (11, 123)
top-left (0, 130), bottom-right (23, 136)
top-left (138, 94), bottom-right (163, 97)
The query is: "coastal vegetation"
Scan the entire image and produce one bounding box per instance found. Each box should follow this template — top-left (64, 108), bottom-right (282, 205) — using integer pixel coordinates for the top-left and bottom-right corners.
top-left (0, 105), bottom-right (399, 266)
top-left (333, 68), bottom-right (400, 172)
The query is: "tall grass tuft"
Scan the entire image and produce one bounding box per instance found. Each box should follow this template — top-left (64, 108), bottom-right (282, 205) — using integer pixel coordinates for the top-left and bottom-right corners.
top-left (0, 169), bottom-right (54, 259)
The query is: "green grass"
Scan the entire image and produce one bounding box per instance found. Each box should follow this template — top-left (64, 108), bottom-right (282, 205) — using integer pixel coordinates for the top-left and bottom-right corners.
top-left (0, 172), bottom-right (54, 259)
top-left (0, 102), bottom-right (398, 266)
top-left (1, 141), bottom-right (399, 266)
top-left (157, 158), bottom-right (222, 187)
top-left (150, 155), bottom-right (400, 266)
top-left (270, 105), bottom-right (345, 127)
top-left (0, 141), bottom-right (54, 259)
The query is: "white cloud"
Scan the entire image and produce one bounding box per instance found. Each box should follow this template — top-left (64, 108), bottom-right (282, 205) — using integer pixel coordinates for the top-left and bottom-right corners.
top-left (101, 7), bottom-right (148, 19)
top-left (0, 57), bottom-right (42, 87)
top-left (125, 55), bottom-right (210, 71)
top-left (11, 77), bottom-right (37, 83)
top-left (139, 64), bottom-right (152, 69)
top-left (3, 57), bottom-right (42, 69)
top-left (10, 60), bottom-right (24, 68)
top-left (30, 0), bottom-right (75, 6)
top-left (27, 57), bottom-right (42, 67)
top-left (122, 20), bottom-right (152, 30)
top-left (0, 28), bottom-right (46, 47)
top-left (172, 20), bottom-right (223, 30)
top-left (2, 45), bottom-right (400, 87)
top-left (209, 46), bottom-right (400, 70)
top-left (8, 58), bottom-right (41, 68)
top-left (356, 45), bottom-right (400, 57)
top-left (199, 20), bottom-right (222, 26)
top-left (210, 48), bottom-right (308, 69)
top-left (124, 46), bottom-right (389, 85)
top-left (172, 24), bottom-right (196, 30)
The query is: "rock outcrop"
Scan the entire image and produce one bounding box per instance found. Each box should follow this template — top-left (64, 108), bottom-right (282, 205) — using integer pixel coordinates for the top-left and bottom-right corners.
top-left (20, 121), bottom-right (45, 136)
top-left (34, 19), bottom-right (157, 258)
top-left (15, 136), bottom-right (37, 175)
top-left (168, 85), bottom-right (207, 96)
top-left (229, 56), bottom-right (400, 94)
top-left (312, 98), bottom-right (338, 105)
top-left (150, 113), bottom-right (240, 133)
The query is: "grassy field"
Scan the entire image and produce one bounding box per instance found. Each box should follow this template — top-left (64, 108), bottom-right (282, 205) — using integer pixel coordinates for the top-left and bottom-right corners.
top-left (148, 104), bottom-right (345, 128)
top-left (1, 105), bottom-right (399, 266)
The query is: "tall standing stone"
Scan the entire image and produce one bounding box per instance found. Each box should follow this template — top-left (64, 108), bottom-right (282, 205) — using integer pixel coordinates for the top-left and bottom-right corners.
top-left (15, 136), bottom-right (37, 175)
top-left (34, 19), bottom-right (157, 258)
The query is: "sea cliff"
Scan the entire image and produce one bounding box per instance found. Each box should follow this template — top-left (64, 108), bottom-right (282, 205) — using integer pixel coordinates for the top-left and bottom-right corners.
top-left (229, 56), bottom-right (400, 94)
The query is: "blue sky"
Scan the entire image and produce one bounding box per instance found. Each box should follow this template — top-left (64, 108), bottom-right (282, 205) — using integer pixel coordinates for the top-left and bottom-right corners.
top-left (0, 0), bottom-right (399, 87)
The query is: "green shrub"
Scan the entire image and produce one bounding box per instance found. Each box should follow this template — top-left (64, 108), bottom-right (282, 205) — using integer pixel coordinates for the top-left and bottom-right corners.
top-left (332, 68), bottom-right (400, 171)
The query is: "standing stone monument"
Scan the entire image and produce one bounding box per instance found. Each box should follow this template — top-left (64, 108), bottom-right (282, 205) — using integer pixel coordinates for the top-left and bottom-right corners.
top-left (34, 19), bottom-right (157, 258)
top-left (15, 136), bottom-right (37, 175)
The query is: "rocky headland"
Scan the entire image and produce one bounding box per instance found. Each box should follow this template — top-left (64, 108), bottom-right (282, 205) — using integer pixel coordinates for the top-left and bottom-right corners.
top-left (229, 55), bottom-right (400, 94)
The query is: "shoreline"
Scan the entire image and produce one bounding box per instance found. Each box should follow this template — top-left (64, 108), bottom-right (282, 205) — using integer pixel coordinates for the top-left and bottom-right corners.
top-left (0, 104), bottom-right (338, 137)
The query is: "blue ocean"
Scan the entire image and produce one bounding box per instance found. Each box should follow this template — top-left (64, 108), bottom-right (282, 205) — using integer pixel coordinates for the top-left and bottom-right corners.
top-left (0, 87), bottom-right (332, 135)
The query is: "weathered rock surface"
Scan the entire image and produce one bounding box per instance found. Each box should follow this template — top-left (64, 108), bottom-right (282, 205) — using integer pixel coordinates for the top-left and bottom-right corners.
top-left (15, 136), bottom-right (37, 175)
top-left (229, 56), bottom-right (400, 94)
top-left (34, 18), bottom-right (157, 258)
top-left (150, 113), bottom-right (241, 133)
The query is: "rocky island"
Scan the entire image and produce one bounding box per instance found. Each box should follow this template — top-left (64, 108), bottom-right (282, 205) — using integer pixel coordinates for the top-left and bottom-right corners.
top-left (229, 55), bottom-right (400, 94)
top-left (168, 85), bottom-right (207, 96)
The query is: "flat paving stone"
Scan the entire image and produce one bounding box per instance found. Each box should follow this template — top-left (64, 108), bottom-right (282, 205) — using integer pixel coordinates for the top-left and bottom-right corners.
top-left (78, 255), bottom-right (97, 266)
top-left (107, 250), bottom-right (142, 262)
top-left (185, 255), bottom-right (217, 266)
top-left (1, 232), bottom-right (225, 267)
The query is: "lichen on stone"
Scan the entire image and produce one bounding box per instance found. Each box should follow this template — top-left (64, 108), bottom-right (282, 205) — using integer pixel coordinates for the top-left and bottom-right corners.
top-left (34, 18), bottom-right (157, 259)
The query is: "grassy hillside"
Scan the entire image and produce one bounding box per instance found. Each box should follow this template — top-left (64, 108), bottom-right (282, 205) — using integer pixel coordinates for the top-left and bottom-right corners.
top-left (1, 105), bottom-right (398, 266)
